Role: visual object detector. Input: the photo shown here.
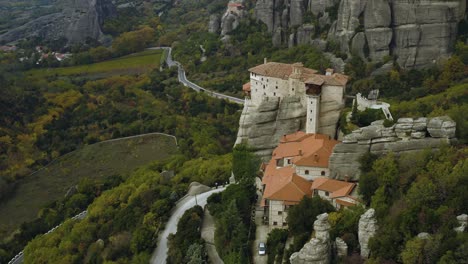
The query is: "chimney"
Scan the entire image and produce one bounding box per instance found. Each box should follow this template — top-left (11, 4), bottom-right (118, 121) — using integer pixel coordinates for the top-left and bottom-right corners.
top-left (292, 63), bottom-right (303, 75)
top-left (325, 68), bottom-right (334, 76)
top-left (264, 58), bottom-right (268, 64)
top-left (314, 154), bottom-right (319, 162)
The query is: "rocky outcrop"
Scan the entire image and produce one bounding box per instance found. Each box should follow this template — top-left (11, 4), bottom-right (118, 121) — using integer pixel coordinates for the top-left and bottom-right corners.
top-left (236, 96), bottom-right (306, 159)
top-left (335, 237), bottom-right (348, 257)
top-left (236, 92), bottom-right (344, 159)
top-left (208, 14), bottom-right (221, 34)
top-left (220, 0), bottom-right (248, 36)
top-left (329, 116), bottom-right (457, 181)
top-left (454, 214), bottom-right (467, 233)
top-left (290, 213), bottom-right (331, 264)
top-left (328, 0), bottom-right (466, 68)
top-left (0, 0), bottom-right (116, 45)
top-left (251, 0), bottom-right (465, 68)
top-left (358, 209), bottom-right (378, 258)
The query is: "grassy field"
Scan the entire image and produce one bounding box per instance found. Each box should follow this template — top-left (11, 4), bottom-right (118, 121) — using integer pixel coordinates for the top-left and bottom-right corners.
top-left (27, 49), bottom-right (162, 78)
top-left (0, 133), bottom-right (178, 234)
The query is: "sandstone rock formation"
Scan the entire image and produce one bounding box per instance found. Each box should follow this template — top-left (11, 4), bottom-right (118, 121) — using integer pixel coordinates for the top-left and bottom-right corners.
top-left (208, 14), bottom-right (221, 34)
top-left (251, 0), bottom-right (466, 68)
top-left (358, 208), bottom-right (378, 258)
top-left (328, 0), bottom-right (466, 68)
top-left (220, 0), bottom-right (248, 36)
top-left (236, 91), bottom-right (344, 159)
top-left (290, 213), bottom-right (331, 264)
top-left (329, 116), bottom-right (457, 181)
top-left (454, 214), bottom-right (468, 233)
top-left (236, 96), bottom-right (306, 159)
top-left (0, 0), bottom-right (116, 45)
top-left (335, 237), bottom-right (348, 257)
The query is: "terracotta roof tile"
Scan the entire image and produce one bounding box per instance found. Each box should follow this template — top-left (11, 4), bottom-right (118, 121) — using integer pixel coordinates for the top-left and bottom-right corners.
top-left (272, 132), bottom-right (339, 168)
top-left (262, 165), bottom-right (311, 203)
top-left (243, 82), bottom-right (251, 91)
top-left (335, 198), bottom-right (356, 207)
top-left (249, 62), bottom-right (318, 80)
top-left (249, 62), bottom-right (348, 87)
top-left (311, 177), bottom-right (356, 198)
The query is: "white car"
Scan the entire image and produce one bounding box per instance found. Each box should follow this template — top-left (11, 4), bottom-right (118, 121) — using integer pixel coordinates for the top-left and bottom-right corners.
top-left (258, 242), bottom-right (266, 255)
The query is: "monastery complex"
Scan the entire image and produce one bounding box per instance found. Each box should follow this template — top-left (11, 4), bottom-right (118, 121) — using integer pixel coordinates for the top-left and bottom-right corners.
top-left (242, 61), bottom-right (359, 228)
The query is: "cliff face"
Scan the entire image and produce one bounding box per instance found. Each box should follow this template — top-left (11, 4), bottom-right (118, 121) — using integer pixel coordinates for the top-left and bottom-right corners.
top-left (253, 0), bottom-right (466, 68)
top-left (329, 116), bottom-right (457, 181)
top-left (235, 93), bottom-right (344, 159)
top-left (0, 0), bottom-right (116, 45)
top-left (235, 96), bottom-right (306, 159)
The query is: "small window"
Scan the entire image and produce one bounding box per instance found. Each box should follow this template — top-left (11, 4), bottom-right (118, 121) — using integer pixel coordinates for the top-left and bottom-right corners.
top-left (283, 222), bottom-right (288, 226)
top-left (263, 85), bottom-right (265, 89)
top-left (274, 92), bottom-right (276, 96)
top-left (321, 171), bottom-right (326, 176)
top-left (276, 86), bottom-right (278, 89)
top-left (287, 159), bottom-right (291, 164)
top-left (305, 170), bottom-right (309, 175)
top-left (310, 118), bottom-right (312, 121)
top-left (325, 191), bottom-right (329, 197)
top-left (292, 88), bottom-right (295, 91)
top-left (278, 211), bottom-right (282, 215)
top-left (273, 221), bottom-right (278, 226)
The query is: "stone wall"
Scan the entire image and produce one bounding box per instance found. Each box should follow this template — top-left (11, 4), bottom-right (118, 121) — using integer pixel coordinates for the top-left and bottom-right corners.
top-left (329, 116), bottom-right (457, 181)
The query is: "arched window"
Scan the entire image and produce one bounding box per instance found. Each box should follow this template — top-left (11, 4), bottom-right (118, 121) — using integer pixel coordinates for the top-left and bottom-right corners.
top-left (321, 171), bottom-right (326, 176)
top-left (305, 170), bottom-right (309, 175)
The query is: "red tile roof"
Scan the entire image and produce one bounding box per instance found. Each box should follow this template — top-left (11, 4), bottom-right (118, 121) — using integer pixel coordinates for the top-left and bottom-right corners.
top-left (243, 82), bottom-right (251, 91)
top-left (311, 177), bottom-right (356, 198)
top-left (273, 131), bottom-right (340, 168)
top-left (262, 165), bottom-right (312, 203)
top-left (249, 62), bottom-right (348, 86)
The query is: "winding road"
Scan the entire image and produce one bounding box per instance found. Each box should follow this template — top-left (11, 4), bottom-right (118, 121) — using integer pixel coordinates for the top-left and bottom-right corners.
top-left (150, 187), bottom-right (226, 264)
top-left (148, 47), bottom-right (245, 105)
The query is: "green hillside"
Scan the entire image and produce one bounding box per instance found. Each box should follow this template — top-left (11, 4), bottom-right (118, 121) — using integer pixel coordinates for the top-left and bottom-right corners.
top-left (0, 133), bottom-right (178, 235)
top-left (27, 49), bottom-right (162, 78)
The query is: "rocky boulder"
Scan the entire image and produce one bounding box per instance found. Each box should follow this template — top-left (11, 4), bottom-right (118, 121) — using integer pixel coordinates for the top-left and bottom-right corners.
top-left (358, 209), bottom-right (378, 258)
top-left (454, 214), bottom-right (467, 233)
top-left (329, 116), bottom-right (457, 180)
top-left (335, 237), bottom-right (348, 257)
top-left (208, 14), bottom-right (220, 34)
top-left (290, 213), bottom-right (331, 264)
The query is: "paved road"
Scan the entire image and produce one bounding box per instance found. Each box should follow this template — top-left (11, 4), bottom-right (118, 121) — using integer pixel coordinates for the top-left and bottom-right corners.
top-left (150, 187), bottom-right (226, 264)
top-left (201, 208), bottom-right (224, 264)
top-left (148, 47), bottom-right (245, 105)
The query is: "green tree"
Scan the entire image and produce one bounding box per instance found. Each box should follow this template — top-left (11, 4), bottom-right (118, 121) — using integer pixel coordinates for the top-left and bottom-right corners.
top-left (287, 196), bottom-right (335, 236)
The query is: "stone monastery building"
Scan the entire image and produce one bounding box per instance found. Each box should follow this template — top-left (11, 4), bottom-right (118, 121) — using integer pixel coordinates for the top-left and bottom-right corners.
top-left (243, 61), bottom-right (348, 136)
